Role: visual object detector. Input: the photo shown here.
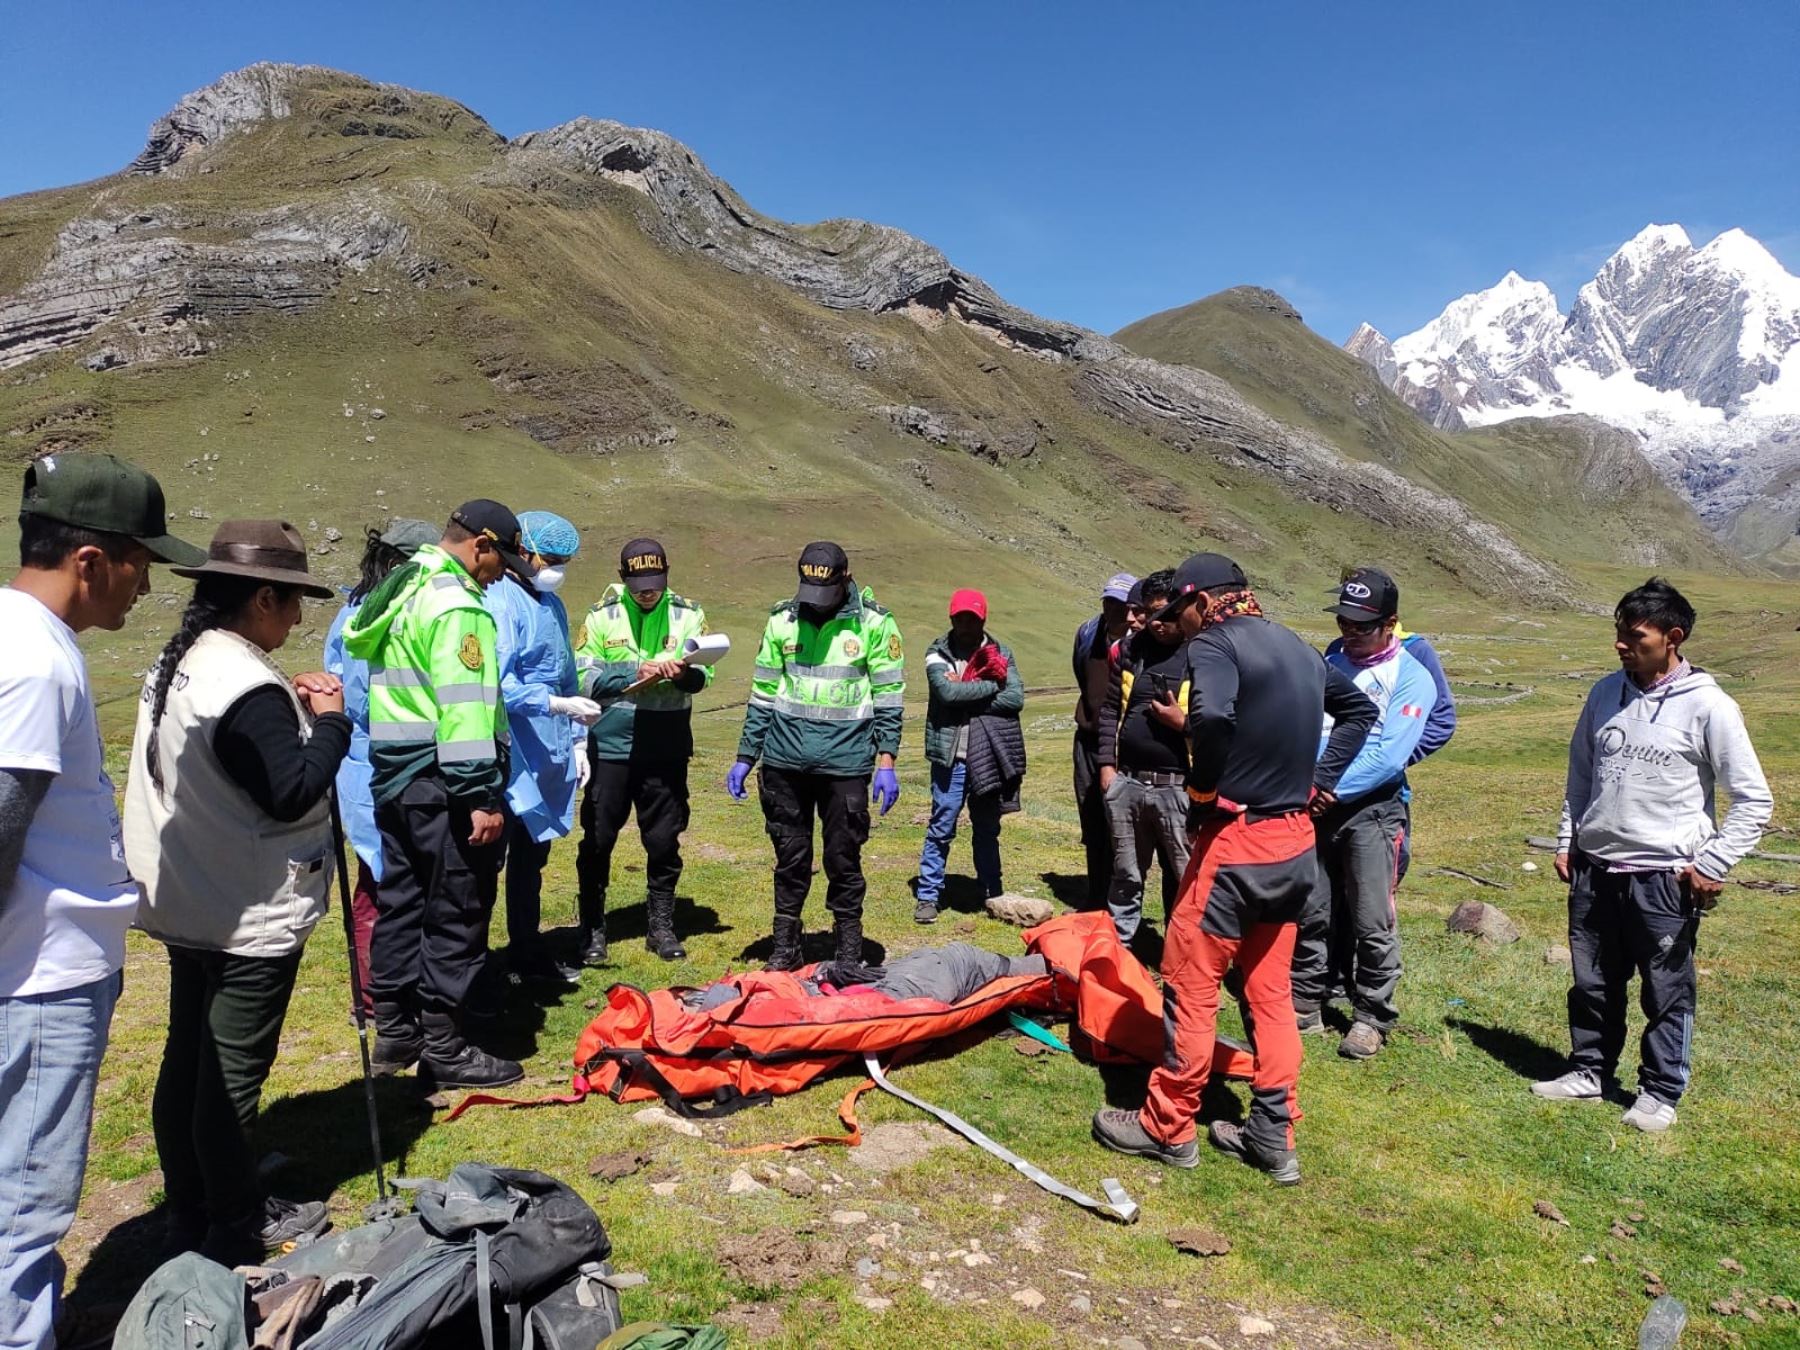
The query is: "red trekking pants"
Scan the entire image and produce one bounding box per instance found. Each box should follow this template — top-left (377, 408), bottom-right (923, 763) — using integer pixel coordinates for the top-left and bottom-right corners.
top-left (1142, 810), bottom-right (1315, 1151)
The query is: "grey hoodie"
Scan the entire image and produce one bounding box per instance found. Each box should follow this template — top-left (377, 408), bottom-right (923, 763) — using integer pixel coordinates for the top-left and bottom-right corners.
top-left (1557, 666), bottom-right (1772, 879)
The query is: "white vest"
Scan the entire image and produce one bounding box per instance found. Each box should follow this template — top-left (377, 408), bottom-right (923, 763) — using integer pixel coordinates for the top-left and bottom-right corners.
top-left (124, 629), bottom-right (334, 957)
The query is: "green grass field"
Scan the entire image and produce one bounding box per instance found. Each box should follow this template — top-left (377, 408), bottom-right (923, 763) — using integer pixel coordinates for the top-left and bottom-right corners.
top-left (61, 572), bottom-right (1800, 1348)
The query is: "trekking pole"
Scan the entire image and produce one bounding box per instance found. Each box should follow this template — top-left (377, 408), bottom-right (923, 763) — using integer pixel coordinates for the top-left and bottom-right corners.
top-left (330, 791), bottom-right (400, 1217)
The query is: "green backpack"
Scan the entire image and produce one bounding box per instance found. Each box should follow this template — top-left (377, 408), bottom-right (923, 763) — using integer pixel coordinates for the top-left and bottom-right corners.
top-left (112, 1252), bottom-right (249, 1350)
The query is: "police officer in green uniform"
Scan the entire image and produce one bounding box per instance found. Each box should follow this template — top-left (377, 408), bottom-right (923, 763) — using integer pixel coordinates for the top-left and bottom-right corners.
top-left (572, 538), bottom-right (712, 965)
top-left (728, 542), bottom-right (904, 970)
top-left (342, 500), bottom-right (524, 1090)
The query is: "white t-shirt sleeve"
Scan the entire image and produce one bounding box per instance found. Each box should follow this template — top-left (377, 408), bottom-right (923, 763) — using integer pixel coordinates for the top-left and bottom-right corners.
top-left (0, 654), bottom-right (68, 774)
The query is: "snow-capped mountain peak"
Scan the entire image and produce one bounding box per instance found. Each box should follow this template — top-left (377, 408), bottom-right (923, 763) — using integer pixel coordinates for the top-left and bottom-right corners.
top-left (1345, 223), bottom-right (1800, 546)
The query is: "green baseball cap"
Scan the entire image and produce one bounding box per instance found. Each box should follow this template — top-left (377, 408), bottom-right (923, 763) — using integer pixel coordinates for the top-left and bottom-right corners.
top-left (19, 452), bottom-right (205, 566)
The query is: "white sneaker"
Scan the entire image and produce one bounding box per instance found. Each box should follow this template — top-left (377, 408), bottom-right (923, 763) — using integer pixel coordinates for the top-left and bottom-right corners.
top-left (1621, 1093), bottom-right (1677, 1132)
top-left (1531, 1068), bottom-right (1604, 1100)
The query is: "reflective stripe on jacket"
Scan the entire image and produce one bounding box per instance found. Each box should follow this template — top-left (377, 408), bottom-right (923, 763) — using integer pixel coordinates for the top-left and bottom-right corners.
top-left (737, 586), bottom-right (904, 776)
top-left (575, 584), bottom-right (712, 761)
top-left (342, 543), bottom-right (506, 808)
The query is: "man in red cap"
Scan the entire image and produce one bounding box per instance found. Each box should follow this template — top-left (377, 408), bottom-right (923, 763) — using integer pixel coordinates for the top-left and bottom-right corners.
top-left (912, 590), bottom-right (1024, 923)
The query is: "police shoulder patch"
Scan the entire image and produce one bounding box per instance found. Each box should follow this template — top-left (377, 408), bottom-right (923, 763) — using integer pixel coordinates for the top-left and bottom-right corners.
top-left (573, 623), bottom-right (588, 650)
top-left (458, 633), bottom-right (484, 671)
top-left (886, 633), bottom-right (903, 661)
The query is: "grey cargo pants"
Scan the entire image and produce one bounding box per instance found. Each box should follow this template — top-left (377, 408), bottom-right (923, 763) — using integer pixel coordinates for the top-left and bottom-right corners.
top-left (1291, 784), bottom-right (1407, 1031)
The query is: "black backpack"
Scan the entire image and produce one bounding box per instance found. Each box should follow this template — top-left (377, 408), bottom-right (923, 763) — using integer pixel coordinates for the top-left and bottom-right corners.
top-left (115, 1164), bottom-right (631, 1350)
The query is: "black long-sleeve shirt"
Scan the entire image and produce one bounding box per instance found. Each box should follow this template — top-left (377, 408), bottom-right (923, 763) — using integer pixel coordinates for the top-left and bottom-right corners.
top-left (1183, 615), bottom-right (1376, 814)
top-left (213, 688), bottom-right (352, 823)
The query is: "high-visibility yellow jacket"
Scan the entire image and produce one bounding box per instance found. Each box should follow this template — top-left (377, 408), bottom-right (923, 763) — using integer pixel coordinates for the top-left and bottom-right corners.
top-left (736, 586), bottom-right (903, 776)
top-left (574, 584), bottom-right (711, 762)
top-left (342, 543), bottom-right (507, 808)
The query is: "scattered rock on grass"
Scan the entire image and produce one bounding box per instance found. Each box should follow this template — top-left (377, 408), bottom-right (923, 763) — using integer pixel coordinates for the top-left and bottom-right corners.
top-left (1167, 1226), bottom-right (1232, 1256)
top-left (727, 1168), bottom-right (767, 1195)
top-left (1610, 1220), bottom-right (1638, 1240)
top-left (634, 1105), bottom-right (702, 1138)
top-left (1238, 1315), bottom-right (1276, 1337)
top-left (1720, 1257), bottom-right (1745, 1275)
top-left (1014, 1039), bottom-right (1047, 1057)
top-left (986, 893), bottom-right (1054, 926)
top-left (1545, 944), bottom-right (1572, 966)
top-left (1011, 1288), bottom-right (1045, 1309)
top-left (830, 1210), bottom-right (869, 1226)
top-left (1534, 1200), bottom-right (1570, 1227)
top-left (1447, 900), bottom-right (1521, 944)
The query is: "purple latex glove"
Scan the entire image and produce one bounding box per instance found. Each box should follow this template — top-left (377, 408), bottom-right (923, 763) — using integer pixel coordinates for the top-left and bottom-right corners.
top-left (726, 760), bottom-right (753, 800)
top-left (872, 766), bottom-right (900, 815)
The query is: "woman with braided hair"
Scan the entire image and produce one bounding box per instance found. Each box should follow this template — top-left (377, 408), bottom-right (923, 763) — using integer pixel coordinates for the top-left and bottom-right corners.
top-left (123, 521), bottom-right (350, 1265)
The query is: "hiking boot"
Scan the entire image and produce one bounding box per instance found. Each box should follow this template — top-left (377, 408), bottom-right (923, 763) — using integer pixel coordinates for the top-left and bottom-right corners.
top-left (646, 893), bottom-right (687, 962)
top-left (202, 1195), bottom-right (329, 1264)
top-left (1338, 1021), bottom-right (1384, 1060)
top-left (1207, 1120), bottom-right (1301, 1186)
top-left (833, 916), bottom-right (865, 968)
top-left (419, 1010), bottom-right (523, 1090)
top-left (508, 942), bottom-right (579, 987)
top-left (765, 917), bottom-right (803, 972)
top-left (1296, 1007), bottom-right (1326, 1036)
top-left (1531, 1068), bottom-right (1605, 1101)
top-left (371, 1000), bottom-right (422, 1076)
top-left (914, 899), bottom-right (940, 925)
top-left (577, 922), bottom-right (609, 968)
top-left (1090, 1108), bottom-right (1198, 1168)
top-left (1622, 1092), bottom-right (1677, 1132)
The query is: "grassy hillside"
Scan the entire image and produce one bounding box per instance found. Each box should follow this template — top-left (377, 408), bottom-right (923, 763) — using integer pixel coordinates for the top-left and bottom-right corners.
top-left (1115, 288), bottom-right (1732, 576)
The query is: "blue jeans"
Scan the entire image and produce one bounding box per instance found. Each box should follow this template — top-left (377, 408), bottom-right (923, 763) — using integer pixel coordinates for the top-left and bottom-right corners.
top-left (0, 973), bottom-right (119, 1350)
top-left (915, 761), bottom-right (1003, 903)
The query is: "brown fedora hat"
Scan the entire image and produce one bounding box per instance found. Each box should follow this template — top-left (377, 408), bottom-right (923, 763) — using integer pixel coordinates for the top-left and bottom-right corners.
top-left (172, 520), bottom-right (335, 599)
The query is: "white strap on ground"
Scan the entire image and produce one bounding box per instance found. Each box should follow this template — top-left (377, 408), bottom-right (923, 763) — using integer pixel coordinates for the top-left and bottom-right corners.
top-left (863, 1052), bottom-right (1139, 1225)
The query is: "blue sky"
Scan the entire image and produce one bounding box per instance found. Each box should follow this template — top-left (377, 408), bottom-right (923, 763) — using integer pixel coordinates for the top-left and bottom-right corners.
top-left (2, 1), bottom-right (1794, 342)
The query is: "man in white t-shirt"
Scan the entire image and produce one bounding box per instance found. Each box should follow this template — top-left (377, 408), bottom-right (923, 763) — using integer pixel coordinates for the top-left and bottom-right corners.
top-left (0, 452), bottom-right (201, 1350)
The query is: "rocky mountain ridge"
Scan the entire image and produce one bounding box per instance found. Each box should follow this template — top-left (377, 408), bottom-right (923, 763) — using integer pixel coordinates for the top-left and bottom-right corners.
top-left (0, 64), bottom-right (1722, 601)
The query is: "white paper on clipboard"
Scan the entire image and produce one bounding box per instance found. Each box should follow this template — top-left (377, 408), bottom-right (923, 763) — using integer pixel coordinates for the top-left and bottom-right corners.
top-left (618, 632), bottom-right (733, 695)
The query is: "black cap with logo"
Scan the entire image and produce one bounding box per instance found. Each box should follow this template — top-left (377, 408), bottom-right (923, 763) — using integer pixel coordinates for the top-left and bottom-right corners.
top-left (795, 541), bottom-right (849, 608)
top-left (1152, 551), bottom-right (1249, 621)
top-left (1326, 566), bottom-right (1400, 622)
top-left (449, 499), bottom-right (529, 576)
top-left (19, 452), bottom-right (205, 566)
top-left (619, 537), bottom-right (670, 595)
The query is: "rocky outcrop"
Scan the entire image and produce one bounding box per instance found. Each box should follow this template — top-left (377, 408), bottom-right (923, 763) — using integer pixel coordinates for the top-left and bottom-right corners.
top-left (509, 118), bottom-right (1113, 360)
top-left (875, 404), bottom-right (1039, 464)
top-left (1077, 354), bottom-right (1568, 598)
top-left (0, 200), bottom-right (420, 370)
top-left (129, 63), bottom-right (321, 175)
top-left (1344, 322), bottom-right (1397, 387)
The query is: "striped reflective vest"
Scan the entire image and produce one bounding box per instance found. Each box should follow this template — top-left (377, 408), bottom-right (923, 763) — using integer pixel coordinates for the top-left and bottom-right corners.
top-left (737, 587), bottom-right (904, 776)
top-left (574, 584), bottom-right (711, 761)
top-left (342, 543), bottom-right (507, 807)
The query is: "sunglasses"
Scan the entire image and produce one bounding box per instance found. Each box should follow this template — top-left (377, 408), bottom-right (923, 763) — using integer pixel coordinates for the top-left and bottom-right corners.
top-left (1336, 615), bottom-right (1384, 636)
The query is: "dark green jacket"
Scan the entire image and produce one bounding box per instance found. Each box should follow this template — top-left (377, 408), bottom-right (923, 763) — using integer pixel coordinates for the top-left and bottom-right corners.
top-left (922, 632), bottom-right (1024, 770)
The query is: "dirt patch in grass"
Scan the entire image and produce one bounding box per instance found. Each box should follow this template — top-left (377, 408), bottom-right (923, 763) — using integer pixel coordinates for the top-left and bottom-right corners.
top-left (716, 1226), bottom-right (849, 1293)
top-left (846, 1121), bottom-right (968, 1173)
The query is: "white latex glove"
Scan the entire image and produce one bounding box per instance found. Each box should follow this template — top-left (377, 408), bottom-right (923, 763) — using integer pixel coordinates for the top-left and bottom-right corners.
top-left (549, 694), bottom-right (604, 726)
top-left (575, 746), bottom-right (593, 790)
